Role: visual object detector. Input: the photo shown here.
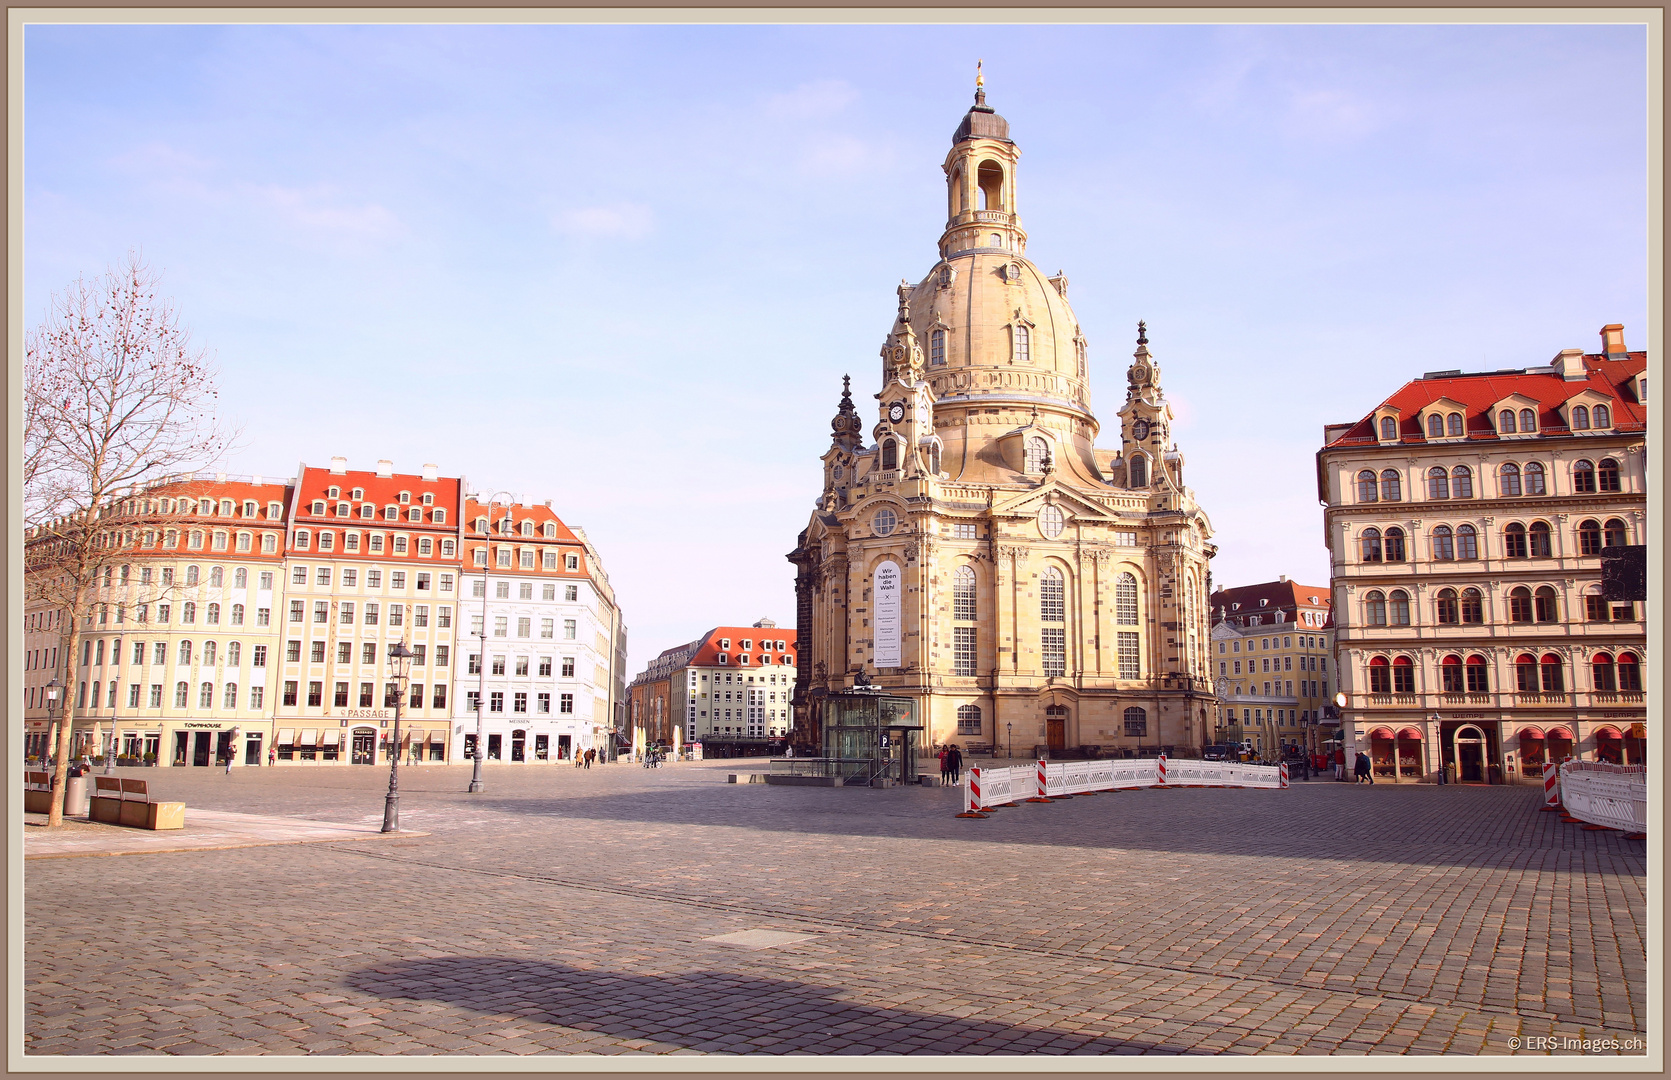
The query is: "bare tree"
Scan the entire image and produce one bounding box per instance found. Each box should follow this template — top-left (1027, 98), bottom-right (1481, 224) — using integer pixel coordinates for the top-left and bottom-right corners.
top-left (24, 253), bottom-right (232, 825)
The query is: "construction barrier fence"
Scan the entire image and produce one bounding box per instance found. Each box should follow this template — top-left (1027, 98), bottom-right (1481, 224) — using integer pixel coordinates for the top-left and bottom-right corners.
top-left (961, 755), bottom-right (1286, 815)
top-left (1557, 761), bottom-right (1647, 834)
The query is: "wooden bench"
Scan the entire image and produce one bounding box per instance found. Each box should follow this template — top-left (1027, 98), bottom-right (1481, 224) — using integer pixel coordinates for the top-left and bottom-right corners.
top-left (89, 777), bottom-right (185, 830)
top-left (23, 771), bottom-right (53, 814)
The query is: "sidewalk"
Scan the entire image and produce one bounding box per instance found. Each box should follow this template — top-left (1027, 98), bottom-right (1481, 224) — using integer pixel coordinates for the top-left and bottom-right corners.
top-left (24, 808), bottom-right (426, 860)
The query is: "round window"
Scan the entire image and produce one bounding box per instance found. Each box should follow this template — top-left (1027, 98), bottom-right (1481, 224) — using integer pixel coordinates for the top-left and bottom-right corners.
top-left (873, 508), bottom-right (898, 537)
top-left (1039, 504), bottom-right (1065, 539)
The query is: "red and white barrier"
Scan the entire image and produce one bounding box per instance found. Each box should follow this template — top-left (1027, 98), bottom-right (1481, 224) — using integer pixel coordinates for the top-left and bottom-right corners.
top-left (1540, 762), bottom-right (1561, 811)
top-left (1279, 763), bottom-right (1289, 789)
top-left (1559, 761), bottom-right (1647, 834)
top-left (957, 757), bottom-right (1286, 815)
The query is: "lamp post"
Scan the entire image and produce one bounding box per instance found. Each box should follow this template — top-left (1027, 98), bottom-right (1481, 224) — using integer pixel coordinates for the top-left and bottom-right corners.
top-left (44, 678), bottom-right (61, 768)
top-left (469, 490), bottom-right (516, 794)
top-left (383, 640), bottom-right (414, 833)
top-left (1005, 721), bottom-right (1012, 762)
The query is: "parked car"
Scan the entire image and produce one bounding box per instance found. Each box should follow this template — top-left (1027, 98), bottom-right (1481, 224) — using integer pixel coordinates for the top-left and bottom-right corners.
top-left (1202, 744), bottom-right (1231, 761)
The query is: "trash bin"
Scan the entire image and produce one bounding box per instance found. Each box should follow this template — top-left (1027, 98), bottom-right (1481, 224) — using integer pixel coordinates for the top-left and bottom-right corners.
top-left (63, 773), bottom-right (90, 817)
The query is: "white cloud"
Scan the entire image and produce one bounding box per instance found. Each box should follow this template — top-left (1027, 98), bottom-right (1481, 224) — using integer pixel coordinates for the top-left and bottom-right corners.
top-left (551, 202), bottom-right (654, 240)
top-left (764, 79), bottom-right (858, 120)
top-left (254, 184), bottom-right (404, 241)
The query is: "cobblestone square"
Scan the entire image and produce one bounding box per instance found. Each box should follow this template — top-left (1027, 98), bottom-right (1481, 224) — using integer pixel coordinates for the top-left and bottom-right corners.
top-left (23, 761), bottom-right (1647, 1058)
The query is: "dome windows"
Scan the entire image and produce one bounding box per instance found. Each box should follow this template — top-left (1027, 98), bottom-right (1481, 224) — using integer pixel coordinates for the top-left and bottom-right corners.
top-left (930, 329), bottom-right (946, 366)
top-left (1011, 324), bottom-right (1030, 363)
top-left (976, 160), bottom-right (1005, 211)
top-left (1024, 436), bottom-right (1049, 475)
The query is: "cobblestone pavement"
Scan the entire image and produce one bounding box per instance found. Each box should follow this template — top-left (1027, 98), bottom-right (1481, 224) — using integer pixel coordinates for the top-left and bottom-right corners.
top-left (24, 761), bottom-right (1647, 1058)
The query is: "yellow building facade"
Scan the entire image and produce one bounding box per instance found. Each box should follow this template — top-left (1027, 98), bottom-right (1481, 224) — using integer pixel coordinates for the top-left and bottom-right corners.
top-left (788, 85), bottom-right (1217, 758)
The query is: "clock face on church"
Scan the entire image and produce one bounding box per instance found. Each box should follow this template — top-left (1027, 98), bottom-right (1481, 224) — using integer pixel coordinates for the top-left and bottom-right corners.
top-left (888, 402), bottom-right (905, 424)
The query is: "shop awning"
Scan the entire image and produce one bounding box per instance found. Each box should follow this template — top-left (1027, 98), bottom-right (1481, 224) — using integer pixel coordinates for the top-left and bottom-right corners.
top-left (1547, 726), bottom-right (1575, 740)
top-left (321, 730), bottom-right (340, 746)
top-left (277, 728), bottom-right (295, 745)
top-left (298, 729), bottom-right (319, 747)
top-left (1366, 727), bottom-right (1396, 740)
top-left (1593, 726), bottom-right (1623, 739)
top-left (1396, 728), bottom-right (1423, 741)
top-left (1517, 726), bottom-right (1545, 739)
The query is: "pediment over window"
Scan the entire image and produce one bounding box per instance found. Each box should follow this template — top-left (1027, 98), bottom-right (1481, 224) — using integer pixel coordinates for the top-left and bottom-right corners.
top-left (990, 483), bottom-right (1116, 523)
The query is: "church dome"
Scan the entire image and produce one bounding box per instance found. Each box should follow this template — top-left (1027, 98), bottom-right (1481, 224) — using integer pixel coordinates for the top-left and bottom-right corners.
top-left (953, 98), bottom-right (1011, 144)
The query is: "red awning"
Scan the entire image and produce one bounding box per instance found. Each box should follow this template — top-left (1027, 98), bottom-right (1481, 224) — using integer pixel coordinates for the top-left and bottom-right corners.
top-left (1367, 726), bottom-right (1396, 740)
top-left (1517, 726), bottom-right (1545, 739)
top-left (1593, 726), bottom-right (1623, 739)
top-left (1396, 727), bottom-right (1423, 741)
top-left (1547, 726), bottom-right (1574, 740)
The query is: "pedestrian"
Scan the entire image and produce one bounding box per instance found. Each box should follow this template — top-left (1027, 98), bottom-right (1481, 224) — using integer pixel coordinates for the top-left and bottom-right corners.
top-left (948, 744), bottom-right (963, 785)
top-left (584, 748), bottom-right (593, 769)
top-left (224, 749), bottom-right (233, 775)
top-left (1333, 746), bottom-right (1345, 781)
top-left (1354, 751), bottom-right (1373, 784)
top-left (937, 745), bottom-right (950, 786)
top-left (574, 747), bottom-right (584, 768)
top-left (268, 745), bottom-right (276, 768)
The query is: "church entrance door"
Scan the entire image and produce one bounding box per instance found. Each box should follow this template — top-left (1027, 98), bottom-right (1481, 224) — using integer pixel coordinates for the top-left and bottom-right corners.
top-left (1045, 706), bottom-right (1068, 752)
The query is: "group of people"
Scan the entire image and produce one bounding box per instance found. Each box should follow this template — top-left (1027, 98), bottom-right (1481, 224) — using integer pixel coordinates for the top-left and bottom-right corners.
top-left (572, 748), bottom-right (596, 768)
top-left (935, 744), bottom-right (964, 785)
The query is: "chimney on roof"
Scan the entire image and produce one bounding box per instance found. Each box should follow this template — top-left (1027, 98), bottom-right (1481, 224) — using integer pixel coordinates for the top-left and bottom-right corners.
top-left (252, 474), bottom-right (263, 486)
top-left (375, 460), bottom-right (394, 478)
top-left (1552, 348), bottom-right (1587, 382)
top-left (519, 493), bottom-right (530, 507)
top-left (329, 456), bottom-right (348, 475)
top-left (421, 463), bottom-right (439, 482)
top-left (1278, 574), bottom-right (1288, 583)
top-left (544, 499), bottom-right (552, 508)
top-left (1601, 323), bottom-right (1627, 360)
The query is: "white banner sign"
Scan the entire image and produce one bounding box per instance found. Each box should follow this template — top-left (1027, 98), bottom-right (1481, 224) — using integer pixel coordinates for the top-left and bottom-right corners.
top-left (873, 560), bottom-right (902, 668)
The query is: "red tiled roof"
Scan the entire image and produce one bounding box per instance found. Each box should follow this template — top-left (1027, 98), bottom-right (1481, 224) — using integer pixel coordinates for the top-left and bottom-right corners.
top-left (1210, 580), bottom-right (1333, 629)
top-left (464, 498), bottom-right (580, 543)
top-left (1323, 351), bottom-right (1647, 448)
top-left (687, 626), bottom-right (796, 669)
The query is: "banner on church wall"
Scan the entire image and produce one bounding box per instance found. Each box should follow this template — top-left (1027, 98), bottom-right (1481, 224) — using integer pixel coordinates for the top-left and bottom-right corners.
top-left (873, 560), bottom-right (902, 668)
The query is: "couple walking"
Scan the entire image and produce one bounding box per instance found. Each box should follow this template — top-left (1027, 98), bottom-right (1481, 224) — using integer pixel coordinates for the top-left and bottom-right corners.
top-left (937, 744), bottom-right (964, 785)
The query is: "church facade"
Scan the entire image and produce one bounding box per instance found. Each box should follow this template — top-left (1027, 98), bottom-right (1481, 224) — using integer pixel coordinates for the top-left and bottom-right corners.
top-left (787, 84), bottom-right (1218, 758)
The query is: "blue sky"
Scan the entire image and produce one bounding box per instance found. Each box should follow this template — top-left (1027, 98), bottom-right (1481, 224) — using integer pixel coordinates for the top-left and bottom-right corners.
top-left (24, 22), bottom-right (1648, 669)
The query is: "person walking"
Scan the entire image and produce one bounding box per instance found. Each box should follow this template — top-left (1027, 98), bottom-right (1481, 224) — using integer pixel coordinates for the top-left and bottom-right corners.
top-left (583, 748), bottom-right (594, 769)
top-left (1333, 746), bottom-right (1345, 781)
top-left (268, 745), bottom-right (277, 768)
top-left (937, 745), bottom-right (950, 786)
top-left (947, 744), bottom-right (964, 786)
top-left (1354, 751), bottom-right (1374, 784)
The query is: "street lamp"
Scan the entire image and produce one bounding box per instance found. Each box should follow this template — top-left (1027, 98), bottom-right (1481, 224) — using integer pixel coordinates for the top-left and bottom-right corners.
top-left (469, 490), bottom-right (517, 794)
top-left (44, 678), bottom-right (61, 767)
top-left (1005, 721), bottom-right (1012, 762)
top-left (383, 640), bottom-right (414, 833)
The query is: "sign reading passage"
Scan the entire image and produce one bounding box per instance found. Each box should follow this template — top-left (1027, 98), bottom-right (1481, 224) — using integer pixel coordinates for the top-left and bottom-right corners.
top-left (873, 560), bottom-right (902, 667)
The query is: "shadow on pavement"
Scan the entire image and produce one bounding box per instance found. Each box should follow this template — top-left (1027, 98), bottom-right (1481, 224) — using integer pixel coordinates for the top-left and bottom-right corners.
top-left (343, 954), bottom-right (1177, 1055)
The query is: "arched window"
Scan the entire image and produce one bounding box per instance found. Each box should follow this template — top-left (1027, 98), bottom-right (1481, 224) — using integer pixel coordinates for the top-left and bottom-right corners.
top-left (1391, 655), bottom-right (1415, 693)
top-left (881, 439), bottom-right (898, 470)
top-left (1040, 567), bottom-right (1066, 677)
top-left (930, 328), bottom-right (946, 366)
top-left (1379, 469), bottom-right (1402, 501)
top-left (953, 564), bottom-right (977, 621)
top-left (182, 601), bottom-right (197, 624)
top-left (1528, 521), bottom-right (1552, 558)
top-left (1604, 518), bottom-right (1628, 548)
top-left (1357, 470), bottom-right (1378, 502)
top-left (175, 681), bottom-right (189, 708)
top-left (1577, 519), bottom-right (1602, 555)
top-left (1514, 654), bottom-right (1539, 692)
top-left (1432, 525), bottom-right (1454, 561)
top-left (1427, 414), bottom-right (1444, 439)
top-left (1617, 653), bottom-right (1641, 692)
top-left (1573, 459), bottom-right (1596, 492)
top-left (1440, 654), bottom-right (1465, 692)
top-left (977, 159), bottom-right (1004, 210)
top-left (1524, 461), bottom-right (1546, 495)
top-left (1571, 404), bottom-right (1590, 430)
top-left (1115, 573), bottom-right (1138, 625)
top-left (1123, 706), bottom-right (1148, 736)
top-left (1456, 524), bottom-right (1479, 560)
top-left (224, 682), bottom-right (238, 709)
top-left (1012, 324), bottom-right (1030, 364)
top-left (1435, 587), bottom-right (1459, 624)
top-left (1539, 653), bottom-right (1564, 693)
top-left (1025, 436), bottom-right (1049, 475)
top-left (1427, 467), bottom-right (1450, 500)
top-left (1379, 416), bottom-right (1398, 442)
top-left (1534, 586), bottom-right (1558, 623)
top-left (1518, 408), bottom-right (1537, 432)
top-left (1598, 458), bottom-right (1621, 491)
top-left (1383, 527), bottom-right (1406, 562)
top-left (178, 640), bottom-right (192, 665)
top-left (1127, 452), bottom-right (1147, 487)
top-left (1447, 412), bottom-right (1464, 437)
top-left (1387, 590), bottom-right (1411, 626)
top-left (210, 566), bottom-right (224, 587)
top-left (227, 642), bottom-right (240, 667)
top-left (199, 681), bottom-right (214, 708)
top-left (1498, 463), bottom-right (1521, 497)
top-left (206, 603), bottom-right (221, 625)
top-left (1504, 523), bottom-right (1528, 559)
top-left (1498, 409), bottom-right (1516, 433)
top-left (1452, 465), bottom-right (1473, 498)
top-left (956, 704), bottom-right (982, 734)
top-left (1592, 404), bottom-right (1611, 428)
top-left (1364, 591), bottom-right (1387, 627)
top-left (1360, 527), bottom-right (1382, 563)
top-left (185, 565), bottom-right (200, 586)
top-left (1367, 656), bottom-right (1391, 693)
top-left (1508, 586), bottom-right (1533, 623)
top-left (1591, 653), bottom-right (1616, 692)
top-left (234, 567), bottom-right (247, 588)
top-left (202, 641), bottom-right (216, 666)
top-left (1465, 654), bottom-right (1490, 692)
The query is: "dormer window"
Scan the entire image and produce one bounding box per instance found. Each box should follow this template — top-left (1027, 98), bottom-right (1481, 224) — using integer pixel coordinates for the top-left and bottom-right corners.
top-left (398, 491), bottom-right (411, 504)
top-left (351, 488), bottom-right (364, 500)
top-left (1572, 404), bottom-right (1590, 430)
top-left (360, 504), bottom-right (374, 519)
top-left (1498, 409), bottom-right (1515, 433)
top-left (521, 520), bottom-right (534, 537)
top-left (1426, 414), bottom-right (1444, 439)
top-left (408, 508), bottom-right (422, 522)
top-left (930, 329), bottom-right (946, 366)
top-left (311, 500), bottom-right (326, 515)
top-left (1518, 408), bottom-right (1537, 432)
top-left (421, 492), bottom-right (434, 506)
top-left (267, 502), bottom-right (283, 519)
top-left (336, 502), bottom-right (350, 517)
top-left (1448, 413), bottom-right (1464, 437)
top-left (475, 516), bottom-right (489, 533)
top-left (543, 522), bottom-right (557, 539)
top-left (1593, 404), bottom-right (1611, 428)
top-left (1024, 436), bottom-right (1048, 475)
top-left (1379, 416), bottom-right (1397, 441)
top-left (384, 506), bottom-right (398, 521)
top-left (327, 486), bottom-right (340, 499)
top-left (432, 509), bottom-right (446, 524)
top-left (1012, 324), bottom-right (1030, 364)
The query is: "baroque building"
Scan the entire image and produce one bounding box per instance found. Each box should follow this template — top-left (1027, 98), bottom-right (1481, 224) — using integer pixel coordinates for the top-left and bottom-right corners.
top-left (788, 82), bottom-right (1217, 758)
top-left (1319, 326), bottom-right (1648, 782)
